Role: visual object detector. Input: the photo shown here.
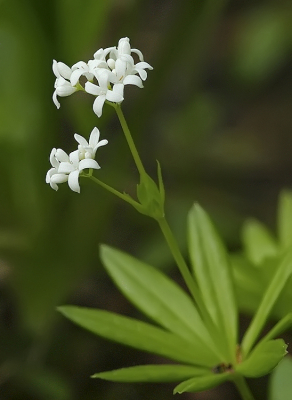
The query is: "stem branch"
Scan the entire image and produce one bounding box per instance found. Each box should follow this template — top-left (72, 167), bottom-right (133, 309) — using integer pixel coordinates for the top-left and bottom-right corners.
top-left (233, 375), bottom-right (256, 400)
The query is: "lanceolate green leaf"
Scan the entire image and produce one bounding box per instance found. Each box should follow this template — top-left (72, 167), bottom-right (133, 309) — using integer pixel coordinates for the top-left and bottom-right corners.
top-left (241, 249), bottom-right (292, 356)
top-left (188, 204), bottom-right (237, 361)
top-left (278, 190), bottom-right (292, 251)
top-left (92, 364), bottom-right (209, 382)
top-left (173, 372), bottom-right (230, 394)
top-left (260, 313), bottom-right (292, 344)
top-left (58, 306), bottom-right (215, 367)
top-left (100, 245), bottom-right (219, 361)
top-left (242, 218), bottom-right (278, 266)
top-left (236, 339), bottom-right (287, 378)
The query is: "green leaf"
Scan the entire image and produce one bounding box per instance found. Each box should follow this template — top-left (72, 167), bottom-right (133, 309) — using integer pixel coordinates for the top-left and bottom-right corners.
top-left (100, 245), bottom-right (219, 364)
top-left (156, 160), bottom-right (165, 206)
top-left (241, 249), bottom-right (292, 356)
top-left (269, 357), bottom-right (292, 400)
top-left (92, 364), bottom-right (209, 382)
top-left (136, 172), bottom-right (164, 219)
top-left (278, 190), bottom-right (292, 251)
top-left (242, 218), bottom-right (278, 266)
top-left (236, 339), bottom-right (287, 378)
top-left (260, 313), bottom-right (292, 344)
top-left (58, 306), bottom-right (214, 367)
top-left (173, 372), bottom-right (230, 394)
top-left (188, 204), bottom-right (237, 360)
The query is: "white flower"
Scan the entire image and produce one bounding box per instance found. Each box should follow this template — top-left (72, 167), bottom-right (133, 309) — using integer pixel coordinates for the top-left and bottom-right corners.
top-left (52, 60), bottom-right (77, 109)
top-left (58, 150), bottom-right (100, 193)
top-left (46, 148), bottom-right (70, 191)
top-left (74, 127), bottom-right (108, 159)
top-left (85, 70), bottom-right (124, 117)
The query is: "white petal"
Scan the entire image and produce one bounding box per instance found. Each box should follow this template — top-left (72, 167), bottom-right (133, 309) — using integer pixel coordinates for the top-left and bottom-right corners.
top-left (135, 61), bottom-right (153, 70)
top-left (58, 62), bottom-right (72, 80)
top-left (79, 159), bottom-right (100, 171)
top-left (70, 69), bottom-right (84, 86)
top-left (58, 162), bottom-right (75, 174)
top-left (68, 170), bottom-right (81, 193)
top-left (69, 150), bottom-right (80, 165)
top-left (85, 81), bottom-right (100, 96)
top-left (51, 173), bottom-right (69, 184)
top-left (74, 133), bottom-right (88, 147)
top-left (92, 95), bottom-right (106, 117)
top-left (52, 90), bottom-right (60, 109)
top-left (72, 61), bottom-right (88, 71)
top-left (123, 75), bottom-right (143, 88)
top-left (50, 181), bottom-right (59, 191)
top-left (56, 84), bottom-right (77, 97)
top-left (93, 139), bottom-right (108, 152)
top-left (52, 60), bottom-right (60, 78)
top-left (46, 168), bottom-right (56, 183)
top-left (131, 48), bottom-right (144, 61)
top-left (98, 70), bottom-right (110, 89)
top-left (55, 149), bottom-right (70, 162)
top-left (89, 127), bottom-right (100, 147)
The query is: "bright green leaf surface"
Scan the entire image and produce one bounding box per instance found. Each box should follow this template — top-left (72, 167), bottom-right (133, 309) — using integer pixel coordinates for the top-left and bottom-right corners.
top-left (92, 364), bottom-right (209, 382)
top-left (241, 250), bottom-right (292, 356)
top-left (58, 306), bottom-right (215, 367)
top-left (269, 357), bottom-right (292, 400)
top-left (242, 218), bottom-right (278, 265)
top-left (100, 245), bottom-right (218, 362)
top-left (188, 204), bottom-right (237, 360)
top-left (278, 190), bottom-right (292, 251)
top-left (173, 372), bottom-right (230, 394)
top-left (237, 339), bottom-right (287, 378)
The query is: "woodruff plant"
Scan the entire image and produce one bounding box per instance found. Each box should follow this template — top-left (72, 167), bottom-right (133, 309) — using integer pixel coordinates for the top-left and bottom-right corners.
top-left (46, 37), bottom-right (292, 400)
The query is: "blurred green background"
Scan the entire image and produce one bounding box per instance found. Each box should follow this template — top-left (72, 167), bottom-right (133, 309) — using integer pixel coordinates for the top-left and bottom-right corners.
top-left (1, 0), bottom-right (292, 399)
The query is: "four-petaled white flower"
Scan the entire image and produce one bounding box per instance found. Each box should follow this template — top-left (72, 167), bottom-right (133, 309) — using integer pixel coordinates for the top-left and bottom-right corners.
top-left (74, 127), bottom-right (108, 160)
top-left (85, 70), bottom-right (124, 117)
top-left (46, 128), bottom-right (107, 193)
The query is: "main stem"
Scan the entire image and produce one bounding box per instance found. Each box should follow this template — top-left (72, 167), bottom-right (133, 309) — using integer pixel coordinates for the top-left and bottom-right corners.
top-left (233, 375), bottom-right (256, 400)
top-left (114, 104), bottom-right (146, 177)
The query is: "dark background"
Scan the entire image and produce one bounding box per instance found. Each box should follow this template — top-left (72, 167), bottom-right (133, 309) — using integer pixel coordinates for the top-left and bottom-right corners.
top-left (0, 0), bottom-right (292, 398)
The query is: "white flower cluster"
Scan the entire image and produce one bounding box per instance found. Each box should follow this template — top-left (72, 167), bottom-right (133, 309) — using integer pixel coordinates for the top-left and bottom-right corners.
top-left (46, 127), bottom-right (108, 193)
top-left (53, 37), bottom-right (153, 117)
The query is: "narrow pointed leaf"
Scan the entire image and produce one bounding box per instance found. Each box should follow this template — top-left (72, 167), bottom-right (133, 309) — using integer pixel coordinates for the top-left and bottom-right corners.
top-left (173, 372), bottom-right (230, 394)
top-left (260, 313), bottom-right (292, 344)
top-left (188, 204), bottom-right (237, 360)
top-left (241, 249), bottom-right (292, 356)
top-left (278, 190), bottom-right (292, 250)
top-left (92, 364), bottom-right (209, 382)
top-left (236, 339), bottom-right (287, 378)
top-left (242, 219), bottom-right (278, 266)
top-left (156, 160), bottom-right (165, 205)
top-left (58, 306), bottom-right (214, 367)
top-left (100, 245), bottom-right (218, 363)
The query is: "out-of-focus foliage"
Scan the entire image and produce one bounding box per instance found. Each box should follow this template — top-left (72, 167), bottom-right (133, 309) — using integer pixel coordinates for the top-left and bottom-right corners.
top-left (1, 0), bottom-right (292, 399)
top-left (233, 191), bottom-right (292, 319)
top-left (269, 356), bottom-right (292, 400)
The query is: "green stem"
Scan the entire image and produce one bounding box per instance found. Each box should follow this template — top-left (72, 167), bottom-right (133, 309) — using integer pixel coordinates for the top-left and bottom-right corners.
top-left (157, 217), bottom-right (209, 318)
top-left (233, 375), bottom-right (256, 400)
top-left (86, 175), bottom-right (141, 210)
top-left (114, 104), bottom-right (146, 176)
